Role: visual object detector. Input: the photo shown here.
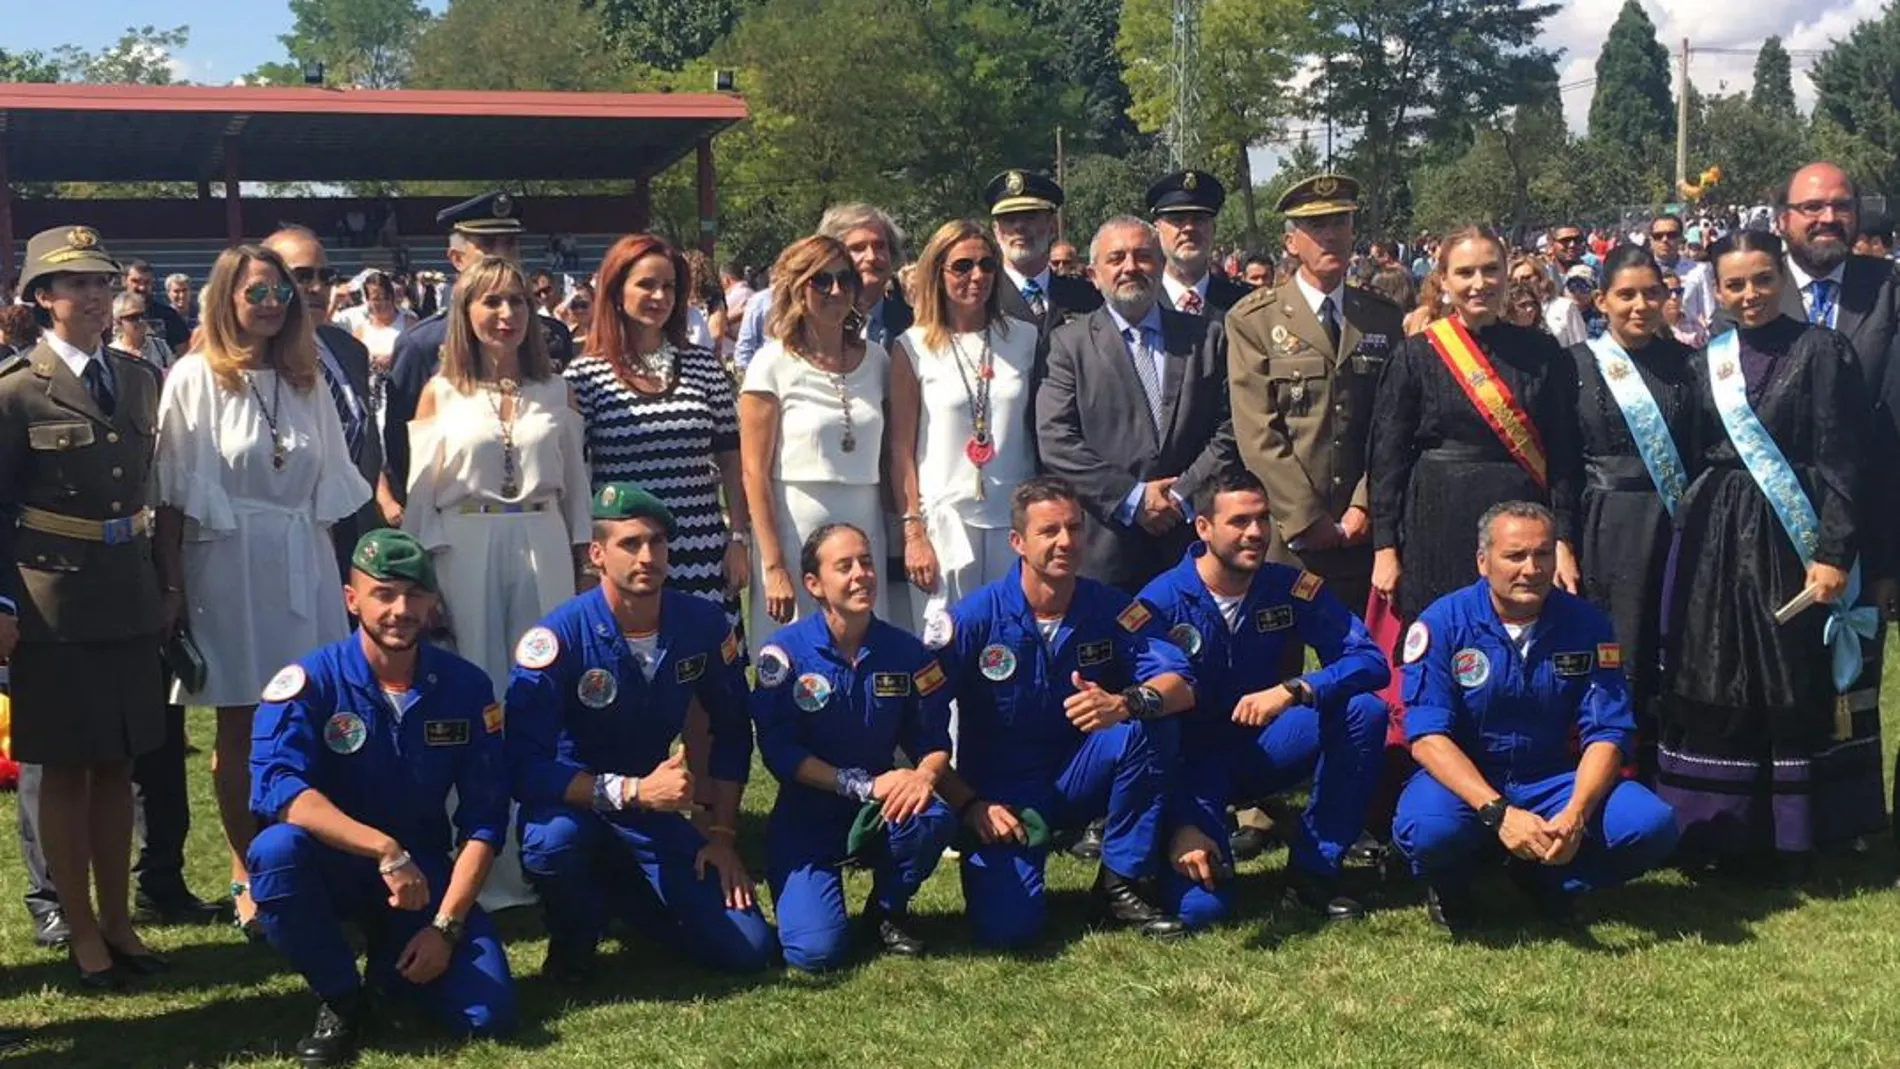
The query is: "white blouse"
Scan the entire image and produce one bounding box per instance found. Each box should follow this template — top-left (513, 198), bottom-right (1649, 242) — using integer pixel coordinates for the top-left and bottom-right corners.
top-left (404, 375), bottom-right (592, 550)
top-left (902, 318), bottom-right (1038, 530)
top-left (741, 339), bottom-right (887, 485)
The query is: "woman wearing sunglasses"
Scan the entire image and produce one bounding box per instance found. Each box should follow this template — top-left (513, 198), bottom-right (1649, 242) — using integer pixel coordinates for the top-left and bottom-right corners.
top-left (1659, 272), bottom-right (1707, 347)
top-left (154, 244), bottom-right (372, 937)
top-left (740, 235), bottom-right (892, 636)
top-left (887, 219), bottom-right (1039, 633)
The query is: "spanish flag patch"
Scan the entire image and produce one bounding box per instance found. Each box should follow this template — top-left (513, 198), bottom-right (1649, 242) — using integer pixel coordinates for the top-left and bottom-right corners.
top-left (1116, 600), bottom-right (1153, 633)
top-left (721, 630), bottom-right (741, 664)
top-left (914, 661), bottom-right (947, 697)
top-left (482, 703), bottom-right (504, 734)
top-left (1291, 571), bottom-right (1324, 601)
top-left (1596, 643), bottom-right (1622, 670)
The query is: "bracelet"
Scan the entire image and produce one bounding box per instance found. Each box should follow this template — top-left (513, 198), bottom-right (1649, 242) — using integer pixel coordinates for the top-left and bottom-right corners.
top-left (899, 512), bottom-right (925, 525)
top-left (377, 850), bottom-right (412, 875)
top-left (728, 530), bottom-right (750, 546)
top-left (833, 766), bottom-right (876, 803)
top-left (706, 824), bottom-right (737, 838)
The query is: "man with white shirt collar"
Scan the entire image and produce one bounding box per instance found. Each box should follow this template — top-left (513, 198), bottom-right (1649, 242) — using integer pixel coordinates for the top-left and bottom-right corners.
top-left (730, 203), bottom-right (914, 371)
top-left (1645, 213), bottom-right (1713, 334)
top-left (1147, 169), bottom-right (1252, 318)
top-left (987, 169), bottom-right (1102, 340)
top-left (263, 226), bottom-right (400, 581)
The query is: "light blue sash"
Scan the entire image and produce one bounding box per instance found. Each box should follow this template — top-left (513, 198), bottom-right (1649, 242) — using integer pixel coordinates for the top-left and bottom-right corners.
top-left (1706, 330), bottom-right (1876, 690)
top-left (1587, 335), bottom-right (1688, 518)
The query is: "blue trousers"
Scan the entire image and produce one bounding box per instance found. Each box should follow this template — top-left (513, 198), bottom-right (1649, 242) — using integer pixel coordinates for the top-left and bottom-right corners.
top-left (1393, 769), bottom-right (1680, 894)
top-left (960, 718), bottom-right (1172, 950)
top-left (247, 824), bottom-right (516, 1038)
top-left (767, 797), bottom-right (956, 972)
top-left (517, 805), bottom-right (776, 972)
top-left (1161, 693), bottom-right (1388, 929)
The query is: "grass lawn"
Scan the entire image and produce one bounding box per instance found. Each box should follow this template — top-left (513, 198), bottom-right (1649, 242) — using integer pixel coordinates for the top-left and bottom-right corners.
top-left (6, 643), bottom-right (1900, 1068)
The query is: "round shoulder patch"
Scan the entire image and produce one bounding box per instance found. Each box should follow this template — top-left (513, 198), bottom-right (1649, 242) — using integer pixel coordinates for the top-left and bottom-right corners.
top-left (515, 627), bottom-right (560, 669)
top-left (261, 664), bottom-right (307, 703)
top-left (922, 609), bottom-right (955, 651)
top-left (757, 644), bottom-right (792, 688)
top-left (1452, 648), bottom-right (1492, 689)
top-left (1168, 622), bottom-right (1203, 657)
top-left (1402, 621), bottom-right (1430, 664)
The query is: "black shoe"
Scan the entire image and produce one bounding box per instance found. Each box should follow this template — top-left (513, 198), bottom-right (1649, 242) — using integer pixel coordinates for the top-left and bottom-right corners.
top-left (1068, 820), bottom-right (1105, 861)
top-left (1229, 825), bottom-right (1271, 862)
top-left (543, 942), bottom-right (599, 985)
top-left (106, 942), bottom-right (171, 976)
top-left (863, 905), bottom-right (926, 958)
top-left (135, 890), bottom-right (228, 927)
top-left (1425, 883), bottom-right (1475, 932)
top-left (295, 994), bottom-right (365, 1069)
top-left (1090, 867), bottom-right (1188, 942)
top-left (33, 909), bottom-right (71, 949)
top-left (1283, 869), bottom-right (1366, 923)
top-left (68, 950), bottom-right (127, 993)
top-left (1346, 831), bottom-right (1388, 866)
top-left (1505, 861), bottom-right (1577, 926)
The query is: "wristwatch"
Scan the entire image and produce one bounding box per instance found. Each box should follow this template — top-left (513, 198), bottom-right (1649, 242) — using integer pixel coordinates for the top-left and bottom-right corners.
top-left (1119, 684), bottom-right (1163, 720)
top-left (431, 913), bottom-right (464, 945)
top-left (1285, 678), bottom-right (1315, 707)
top-left (1477, 797), bottom-right (1510, 830)
top-left (728, 530), bottom-right (750, 546)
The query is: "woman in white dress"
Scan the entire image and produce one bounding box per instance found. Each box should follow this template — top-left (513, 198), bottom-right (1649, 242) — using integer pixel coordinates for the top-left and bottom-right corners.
top-left (406, 256), bottom-right (590, 910)
top-left (888, 219), bottom-right (1039, 630)
top-left (155, 244), bottom-right (371, 934)
top-left (740, 235), bottom-right (890, 640)
top-left (347, 271), bottom-right (417, 439)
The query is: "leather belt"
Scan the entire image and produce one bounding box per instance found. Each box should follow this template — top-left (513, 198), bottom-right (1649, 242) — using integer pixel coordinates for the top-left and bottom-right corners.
top-left (455, 501), bottom-right (548, 515)
top-left (18, 505), bottom-right (152, 545)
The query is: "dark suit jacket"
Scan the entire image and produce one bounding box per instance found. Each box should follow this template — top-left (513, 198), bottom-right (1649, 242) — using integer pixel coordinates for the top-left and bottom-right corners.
top-left (1035, 304), bottom-right (1236, 591)
top-left (316, 323), bottom-right (386, 581)
top-left (1205, 275), bottom-right (1253, 317)
top-left (999, 271), bottom-right (1103, 343)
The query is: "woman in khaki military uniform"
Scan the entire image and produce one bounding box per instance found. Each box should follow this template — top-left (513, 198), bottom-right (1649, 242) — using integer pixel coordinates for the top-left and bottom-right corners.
top-left (0, 227), bottom-right (170, 988)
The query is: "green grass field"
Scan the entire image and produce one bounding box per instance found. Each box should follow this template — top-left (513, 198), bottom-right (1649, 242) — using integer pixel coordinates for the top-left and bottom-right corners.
top-left (6, 644), bottom-right (1900, 1069)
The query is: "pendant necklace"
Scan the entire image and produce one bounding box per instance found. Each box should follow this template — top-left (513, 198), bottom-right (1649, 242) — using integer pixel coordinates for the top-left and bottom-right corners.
top-left (247, 371), bottom-right (289, 471)
top-left (947, 328), bottom-right (996, 500)
top-left (634, 342), bottom-right (676, 391)
top-left (812, 348), bottom-right (857, 453)
top-left (486, 378), bottom-right (521, 497)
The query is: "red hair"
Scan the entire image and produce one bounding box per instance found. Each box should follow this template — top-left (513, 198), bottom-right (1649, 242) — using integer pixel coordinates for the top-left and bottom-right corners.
top-left (586, 233), bottom-right (691, 365)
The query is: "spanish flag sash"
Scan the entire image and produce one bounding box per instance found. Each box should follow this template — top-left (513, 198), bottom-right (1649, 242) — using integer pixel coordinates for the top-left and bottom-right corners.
top-left (1423, 317), bottom-right (1548, 489)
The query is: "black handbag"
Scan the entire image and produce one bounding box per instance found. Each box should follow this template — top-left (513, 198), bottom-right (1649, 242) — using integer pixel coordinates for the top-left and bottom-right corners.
top-left (163, 628), bottom-right (208, 695)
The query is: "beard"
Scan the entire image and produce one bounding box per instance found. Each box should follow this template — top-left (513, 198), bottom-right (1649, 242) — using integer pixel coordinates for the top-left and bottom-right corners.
top-left (1104, 278), bottom-right (1156, 322)
top-left (1794, 228), bottom-right (1850, 274)
top-left (1002, 230), bottom-right (1053, 270)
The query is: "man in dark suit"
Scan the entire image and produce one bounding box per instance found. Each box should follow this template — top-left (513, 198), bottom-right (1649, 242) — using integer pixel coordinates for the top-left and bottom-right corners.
top-left (1148, 170), bottom-right (1251, 318)
top-left (121, 258), bottom-right (191, 351)
top-left (988, 170), bottom-right (1103, 340)
top-left (1036, 215), bottom-right (1234, 594)
top-left (263, 227), bottom-right (395, 582)
top-left (382, 192), bottom-right (575, 490)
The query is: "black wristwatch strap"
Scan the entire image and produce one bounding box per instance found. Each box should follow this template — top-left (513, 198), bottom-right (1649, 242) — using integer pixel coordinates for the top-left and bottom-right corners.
top-left (1120, 684), bottom-right (1162, 720)
top-left (1477, 797), bottom-right (1510, 829)
top-left (1286, 678), bottom-right (1314, 706)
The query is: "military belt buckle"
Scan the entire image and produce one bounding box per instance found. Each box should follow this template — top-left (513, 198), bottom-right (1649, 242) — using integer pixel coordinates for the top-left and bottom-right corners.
top-left (102, 516), bottom-right (134, 545)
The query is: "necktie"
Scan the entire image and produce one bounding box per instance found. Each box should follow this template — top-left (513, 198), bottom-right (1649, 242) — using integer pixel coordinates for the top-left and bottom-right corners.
top-left (1178, 289), bottom-right (1204, 316)
top-left (319, 359), bottom-right (365, 465)
top-left (1123, 327), bottom-right (1165, 431)
top-left (1022, 279), bottom-right (1047, 319)
top-left (1808, 279), bottom-right (1838, 328)
top-left (81, 359), bottom-right (114, 416)
top-left (1319, 296), bottom-right (1342, 353)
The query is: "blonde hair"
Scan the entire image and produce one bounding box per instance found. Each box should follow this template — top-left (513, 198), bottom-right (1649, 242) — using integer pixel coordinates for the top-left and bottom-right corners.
top-left (766, 235), bottom-right (863, 356)
top-left (911, 219), bottom-right (1009, 353)
top-left (198, 244), bottom-right (318, 394)
top-left (440, 257), bottom-right (552, 392)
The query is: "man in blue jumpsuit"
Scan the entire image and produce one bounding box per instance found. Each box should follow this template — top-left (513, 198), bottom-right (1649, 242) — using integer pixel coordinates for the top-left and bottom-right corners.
top-left (248, 529), bottom-right (516, 1068)
top-left (1394, 501), bottom-right (1679, 930)
top-left (753, 522), bottom-right (956, 971)
top-left (380, 191), bottom-right (575, 489)
top-left (1139, 470), bottom-right (1390, 928)
top-left (933, 476), bottom-right (1196, 947)
top-left (505, 484), bottom-right (774, 979)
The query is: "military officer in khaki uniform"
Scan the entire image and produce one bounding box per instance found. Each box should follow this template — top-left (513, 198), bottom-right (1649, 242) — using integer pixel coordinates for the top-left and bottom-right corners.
top-left (1226, 174), bottom-right (1402, 614)
top-left (0, 226), bottom-right (171, 989)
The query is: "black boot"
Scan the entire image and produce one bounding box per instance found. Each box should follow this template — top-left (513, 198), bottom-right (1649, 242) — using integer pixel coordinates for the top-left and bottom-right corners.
top-left (1068, 819), bottom-right (1105, 861)
top-left (1425, 882), bottom-right (1476, 932)
top-left (1090, 867), bottom-right (1188, 941)
top-left (295, 992), bottom-right (366, 1069)
top-left (862, 904), bottom-right (926, 957)
top-left (1283, 868), bottom-right (1366, 922)
top-left (1504, 860), bottom-right (1576, 926)
top-left (543, 941), bottom-right (599, 985)
top-left (1229, 825), bottom-right (1271, 862)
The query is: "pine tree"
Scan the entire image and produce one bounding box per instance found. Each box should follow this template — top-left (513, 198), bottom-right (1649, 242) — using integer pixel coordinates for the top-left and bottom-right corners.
top-left (1586, 0), bottom-right (1674, 156)
top-left (1751, 36), bottom-right (1798, 119)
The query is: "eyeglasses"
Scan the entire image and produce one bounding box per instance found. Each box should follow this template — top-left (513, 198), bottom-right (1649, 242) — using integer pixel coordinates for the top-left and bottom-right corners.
top-left (1650, 229), bottom-right (1682, 240)
top-left (288, 266), bottom-right (337, 286)
top-left (1789, 199), bottom-right (1856, 218)
top-left (243, 282), bottom-right (298, 306)
top-left (807, 270), bottom-right (859, 295)
top-left (947, 256), bottom-right (1000, 277)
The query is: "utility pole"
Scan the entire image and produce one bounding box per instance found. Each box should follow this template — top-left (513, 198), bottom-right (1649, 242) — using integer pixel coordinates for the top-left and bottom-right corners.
top-left (1675, 38), bottom-right (1690, 194)
top-left (1055, 125), bottom-right (1066, 241)
top-left (1167, 0), bottom-right (1202, 169)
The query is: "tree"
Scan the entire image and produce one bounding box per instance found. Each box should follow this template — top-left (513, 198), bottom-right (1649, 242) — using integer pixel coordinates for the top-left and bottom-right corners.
top-left (1410, 99), bottom-right (1568, 237)
top-left (262, 0), bottom-right (432, 90)
top-left (1060, 141), bottom-right (1169, 253)
top-left (1117, 0), bottom-right (1311, 244)
top-left (0, 48), bottom-right (60, 84)
top-left (585, 0), bottom-right (756, 71)
top-left (1007, 0), bottom-right (1143, 156)
top-left (1691, 92), bottom-right (1806, 205)
top-left (409, 0), bottom-right (633, 94)
top-left (1751, 36), bottom-right (1798, 120)
top-left (1810, 5), bottom-right (1900, 196)
top-left (1586, 0), bottom-right (1674, 159)
top-left (53, 25), bottom-right (191, 86)
top-left (1312, 0), bottom-right (1560, 235)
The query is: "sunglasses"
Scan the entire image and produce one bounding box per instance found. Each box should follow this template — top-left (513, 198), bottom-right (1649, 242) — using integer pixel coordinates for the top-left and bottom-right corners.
top-left (569, 300), bottom-right (590, 312)
top-left (244, 282), bottom-right (298, 306)
top-left (1553, 235), bottom-right (1583, 244)
top-left (807, 270), bottom-right (860, 295)
top-left (1667, 286), bottom-right (1684, 296)
top-left (288, 266), bottom-right (337, 286)
top-left (947, 256), bottom-right (1000, 277)
top-left (1651, 230), bottom-right (1682, 240)
top-left (117, 313), bottom-right (146, 323)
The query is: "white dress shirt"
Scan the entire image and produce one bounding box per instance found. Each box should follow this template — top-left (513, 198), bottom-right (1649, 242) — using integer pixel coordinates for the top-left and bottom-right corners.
top-left (45, 330), bottom-right (112, 393)
top-left (1002, 265), bottom-right (1055, 305)
top-left (1292, 272), bottom-right (1348, 341)
top-left (1162, 272), bottom-right (1211, 313)
top-left (1786, 257), bottom-right (1847, 328)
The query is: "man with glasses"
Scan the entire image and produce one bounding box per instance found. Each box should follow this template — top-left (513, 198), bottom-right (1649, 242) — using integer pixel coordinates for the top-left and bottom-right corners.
top-left (1147, 170), bottom-right (1251, 318)
top-left (1646, 214), bottom-right (1712, 335)
top-left (528, 269), bottom-right (562, 316)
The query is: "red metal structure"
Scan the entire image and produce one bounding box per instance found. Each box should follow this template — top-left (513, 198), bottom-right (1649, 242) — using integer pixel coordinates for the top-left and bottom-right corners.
top-left (0, 83), bottom-right (749, 280)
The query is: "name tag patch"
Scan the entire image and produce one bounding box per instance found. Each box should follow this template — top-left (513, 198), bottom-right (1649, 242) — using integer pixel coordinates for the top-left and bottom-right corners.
top-left (1078, 640), bottom-right (1113, 667)
top-left (1255, 606), bottom-right (1294, 632)
top-left (1552, 651), bottom-right (1594, 678)
top-left (675, 653), bottom-right (707, 684)
top-left (424, 719), bottom-right (470, 747)
top-left (873, 672), bottom-right (911, 697)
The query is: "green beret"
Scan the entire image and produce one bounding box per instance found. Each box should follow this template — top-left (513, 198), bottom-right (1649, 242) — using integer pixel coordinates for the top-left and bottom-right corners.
top-left (845, 801), bottom-right (890, 865)
top-left (351, 529), bottom-right (437, 593)
top-left (952, 805), bottom-right (1050, 855)
top-left (592, 482), bottom-right (677, 535)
